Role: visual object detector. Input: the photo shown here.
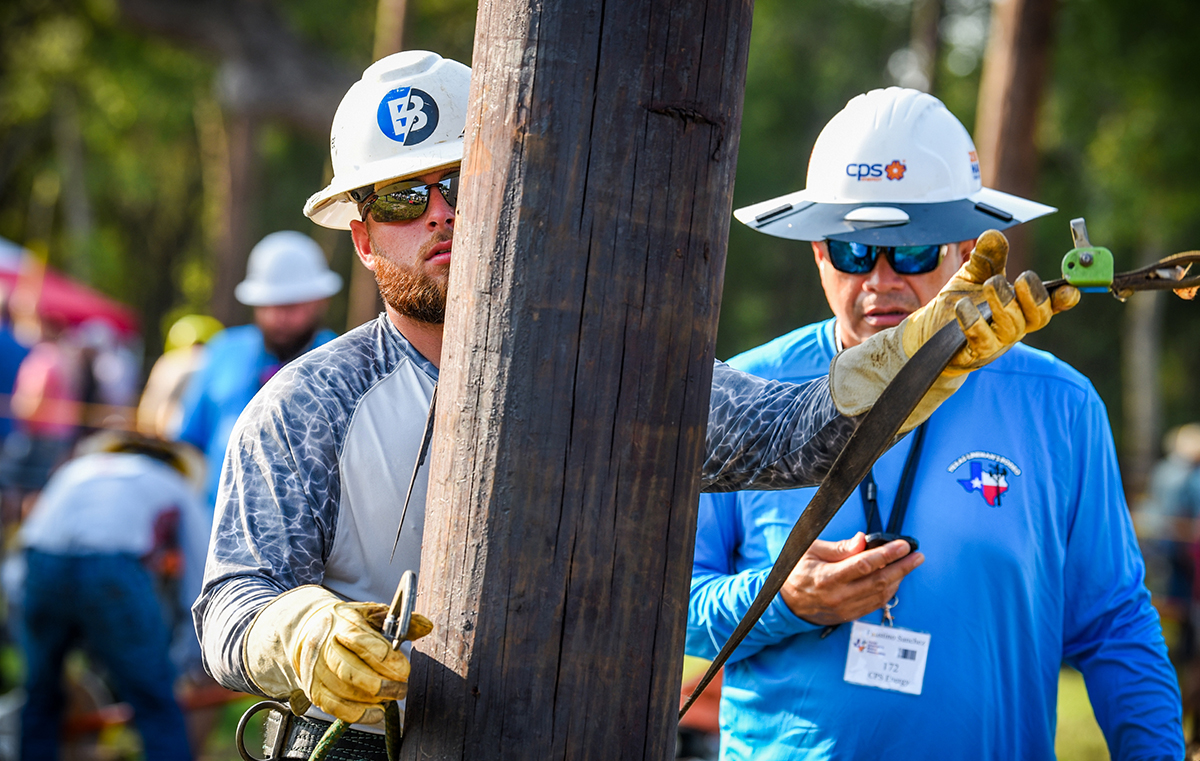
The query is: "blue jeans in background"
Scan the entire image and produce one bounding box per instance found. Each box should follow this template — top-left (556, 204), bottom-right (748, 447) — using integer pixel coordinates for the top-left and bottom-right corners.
top-left (19, 550), bottom-right (192, 761)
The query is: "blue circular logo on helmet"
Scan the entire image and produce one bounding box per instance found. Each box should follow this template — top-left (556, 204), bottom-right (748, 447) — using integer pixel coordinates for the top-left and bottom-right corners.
top-left (376, 87), bottom-right (440, 145)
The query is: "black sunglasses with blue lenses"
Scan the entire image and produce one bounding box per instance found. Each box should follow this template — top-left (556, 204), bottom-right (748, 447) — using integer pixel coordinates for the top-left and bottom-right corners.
top-left (826, 239), bottom-right (945, 275)
top-left (355, 171), bottom-right (459, 222)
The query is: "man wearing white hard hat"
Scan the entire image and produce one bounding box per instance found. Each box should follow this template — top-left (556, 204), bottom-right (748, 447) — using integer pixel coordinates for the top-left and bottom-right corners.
top-left (193, 54), bottom-right (1071, 755)
top-left (687, 88), bottom-right (1181, 758)
top-left (176, 230), bottom-right (342, 507)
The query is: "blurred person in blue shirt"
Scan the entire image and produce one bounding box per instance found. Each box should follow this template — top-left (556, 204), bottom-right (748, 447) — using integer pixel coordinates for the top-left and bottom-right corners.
top-left (176, 232), bottom-right (342, 507)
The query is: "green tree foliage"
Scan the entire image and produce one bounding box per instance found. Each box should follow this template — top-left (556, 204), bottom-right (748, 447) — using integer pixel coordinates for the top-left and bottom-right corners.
top-left (1035, 0), bottom-right (1200, 440)
top-left (0, 0), bottom-right (1195, 446)
top-left (0, 0), bottom-right (476, 356)
top-left (0, 0), bottom-right (214, 353)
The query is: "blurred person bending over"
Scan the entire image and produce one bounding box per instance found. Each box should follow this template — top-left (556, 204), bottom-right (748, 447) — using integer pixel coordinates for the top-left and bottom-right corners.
top-left (16, 432), bottom-right (209, 761)
top-left (192, 54), bottom-right (1071, 758)
top-left (686, 88), bottom-right (1180, 759)
top-left (175, 232), bottom-right (341, 508)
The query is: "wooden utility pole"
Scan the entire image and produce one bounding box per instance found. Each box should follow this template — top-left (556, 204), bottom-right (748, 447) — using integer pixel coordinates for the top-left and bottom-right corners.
top-left (401, 0), bottom-right (754, 758)
top-left (974, 0), bottom-right (1057, 275)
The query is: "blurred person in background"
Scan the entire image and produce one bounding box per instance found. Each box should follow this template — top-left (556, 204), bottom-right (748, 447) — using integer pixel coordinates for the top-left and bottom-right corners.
top-left (175, 231), bottom-right (341, 509)
top-left (0, 289), bottom-right (31, 446)
top-left (137, 315), bottom-right (224, 439)
top-left (13, 431), bottom-right (208, 761)
top-left (1135, 423), bottom-right (1200, 736)
top-left (1138, 423), bottom-right (1200, 606)
top-left (72, 318), bottom-right (141, 431)
top-left (0, 320), bottom-right (82, 524)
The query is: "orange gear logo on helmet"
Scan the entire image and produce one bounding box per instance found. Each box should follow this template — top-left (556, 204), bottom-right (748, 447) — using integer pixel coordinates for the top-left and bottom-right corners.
top-left (885, 160), bottom-right (907, 180)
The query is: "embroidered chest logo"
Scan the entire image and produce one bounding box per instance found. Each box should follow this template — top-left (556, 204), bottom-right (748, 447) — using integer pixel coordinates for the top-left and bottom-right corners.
top-left (946, 451), bottom-right (1022, 507)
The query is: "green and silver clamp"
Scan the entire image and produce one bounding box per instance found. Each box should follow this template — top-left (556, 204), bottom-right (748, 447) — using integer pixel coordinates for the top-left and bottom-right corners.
top-left (1060, 218), bottom-right (1115, 292)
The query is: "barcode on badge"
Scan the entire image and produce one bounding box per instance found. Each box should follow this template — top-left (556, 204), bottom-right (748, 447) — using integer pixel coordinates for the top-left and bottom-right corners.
top-left (898, 648), bottom-right (917, 660)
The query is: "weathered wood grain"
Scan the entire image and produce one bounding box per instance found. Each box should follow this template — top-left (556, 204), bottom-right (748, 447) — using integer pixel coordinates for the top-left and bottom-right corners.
top-left (403, 1), bottom-right (754, 758)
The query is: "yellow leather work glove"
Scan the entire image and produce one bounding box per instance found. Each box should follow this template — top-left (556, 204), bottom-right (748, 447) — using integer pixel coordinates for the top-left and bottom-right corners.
top-left (243, 585), bottom-right (434, 725)
top-left (829, 230), bottom-right (1080, 432)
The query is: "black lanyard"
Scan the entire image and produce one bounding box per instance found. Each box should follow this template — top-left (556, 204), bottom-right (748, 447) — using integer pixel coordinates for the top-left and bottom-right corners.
top-left (858, 423), bottom-right (927, 536)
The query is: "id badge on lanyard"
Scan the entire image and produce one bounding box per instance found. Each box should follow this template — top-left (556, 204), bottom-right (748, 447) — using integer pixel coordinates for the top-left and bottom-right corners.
top-left (843, 620), bottom-right (931, 695)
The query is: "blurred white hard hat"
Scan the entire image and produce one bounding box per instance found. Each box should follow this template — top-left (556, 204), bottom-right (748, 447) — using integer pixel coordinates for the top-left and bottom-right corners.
top-left (734, 87), bottom-right (1056, 246)
top-left (235, 231), bottom-right (342, 307)
top-left (304, 50), bottom-right (472, 230)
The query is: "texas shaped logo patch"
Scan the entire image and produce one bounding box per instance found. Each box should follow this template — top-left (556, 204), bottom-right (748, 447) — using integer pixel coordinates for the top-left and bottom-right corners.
top-left (946, 451), bottom-right (1022, 507)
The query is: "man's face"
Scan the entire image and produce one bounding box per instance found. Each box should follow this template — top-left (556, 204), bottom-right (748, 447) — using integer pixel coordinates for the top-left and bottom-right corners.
top-left (349, 168), bottom-right (456, 325)
top-left (255, 299), bottom-right (328, 360)
top-left (812, 239), bottom-right (974, 348)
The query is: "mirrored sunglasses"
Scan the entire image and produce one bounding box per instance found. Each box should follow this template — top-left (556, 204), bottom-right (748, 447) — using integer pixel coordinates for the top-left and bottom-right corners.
top-left (357, 172), bottom-right (460, 223)
top-left (826, 239), bottom-right (945, 275)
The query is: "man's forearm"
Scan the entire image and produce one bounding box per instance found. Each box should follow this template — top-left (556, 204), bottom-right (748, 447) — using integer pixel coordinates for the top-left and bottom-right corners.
top-left (687, 569), bottom-right (820, 664)
top-left (702, 362), bottom-right (857, 492)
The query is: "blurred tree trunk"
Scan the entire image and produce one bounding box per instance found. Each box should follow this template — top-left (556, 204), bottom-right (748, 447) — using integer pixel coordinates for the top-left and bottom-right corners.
top-left (1122, 239), bottom-right (1167, 499)
top-left (344, 0), bottom-right (411, 330)
top-left (911, 0), bottom-right (943, 93)
top-left (116, 0), bottom-right (353, 137)
top-left (210, 110), bottom-right (258, 326)
top-left (115, 0), bottom-right (356, 326)
top-left (974, 0), bottom-right (1057, 275)
top-left (53, 87), bottom-right (94, 281)
top-left (401, 0), bottom-right (752, 757)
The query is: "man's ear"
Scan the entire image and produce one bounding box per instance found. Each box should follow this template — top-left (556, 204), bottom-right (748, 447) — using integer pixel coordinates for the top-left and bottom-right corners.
top-left (349, 219), bottom-right (377, 272)
top-left (812, 240), bottom-right (827, 268)
top-left (956, 239), bottom-right (977, 265)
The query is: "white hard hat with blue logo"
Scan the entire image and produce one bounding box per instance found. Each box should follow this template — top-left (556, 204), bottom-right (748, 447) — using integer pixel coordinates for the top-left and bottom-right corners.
top-left (304, 50), bottom-right (472, 230)
top-left (734, 87), bottom-right (1055, 246)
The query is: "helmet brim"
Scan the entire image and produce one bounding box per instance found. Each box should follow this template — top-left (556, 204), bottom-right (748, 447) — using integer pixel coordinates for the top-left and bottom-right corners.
top-left (734, 187), bottom-right (1056, 246)
top-left (234, 271), bottom-right (344, 307)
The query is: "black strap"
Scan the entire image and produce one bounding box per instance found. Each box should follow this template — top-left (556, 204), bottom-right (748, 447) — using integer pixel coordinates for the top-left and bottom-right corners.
top-left (860, 422), bottom-right (928, 536)
top-left (679, 307), bottom-right (983, 720)
top-left (263, 711), bottom-right (389, 761)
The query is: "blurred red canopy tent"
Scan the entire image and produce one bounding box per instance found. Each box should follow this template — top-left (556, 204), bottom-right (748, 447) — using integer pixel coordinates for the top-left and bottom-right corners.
top-left (0, 238), bottom-right (139, 337)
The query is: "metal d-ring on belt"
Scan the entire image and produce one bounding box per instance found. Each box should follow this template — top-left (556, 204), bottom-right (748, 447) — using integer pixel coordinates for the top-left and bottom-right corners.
top-left (680, 218), bottom-right (1200, 720)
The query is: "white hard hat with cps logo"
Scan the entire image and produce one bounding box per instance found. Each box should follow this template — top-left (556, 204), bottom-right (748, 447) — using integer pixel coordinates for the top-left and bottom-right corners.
top-left (235, 231), bottom-right (343, 307)
top-left (734, 87), bottom-right (1056, 246)
top-left (304, 50), bottom-right (472, 230)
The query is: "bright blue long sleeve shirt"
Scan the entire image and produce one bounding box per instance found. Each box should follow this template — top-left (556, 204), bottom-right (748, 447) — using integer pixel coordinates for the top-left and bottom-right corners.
top-left (688, 318), bottom-right (1182, 760)
top-left (176, 324), bottom-right (336, 507)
